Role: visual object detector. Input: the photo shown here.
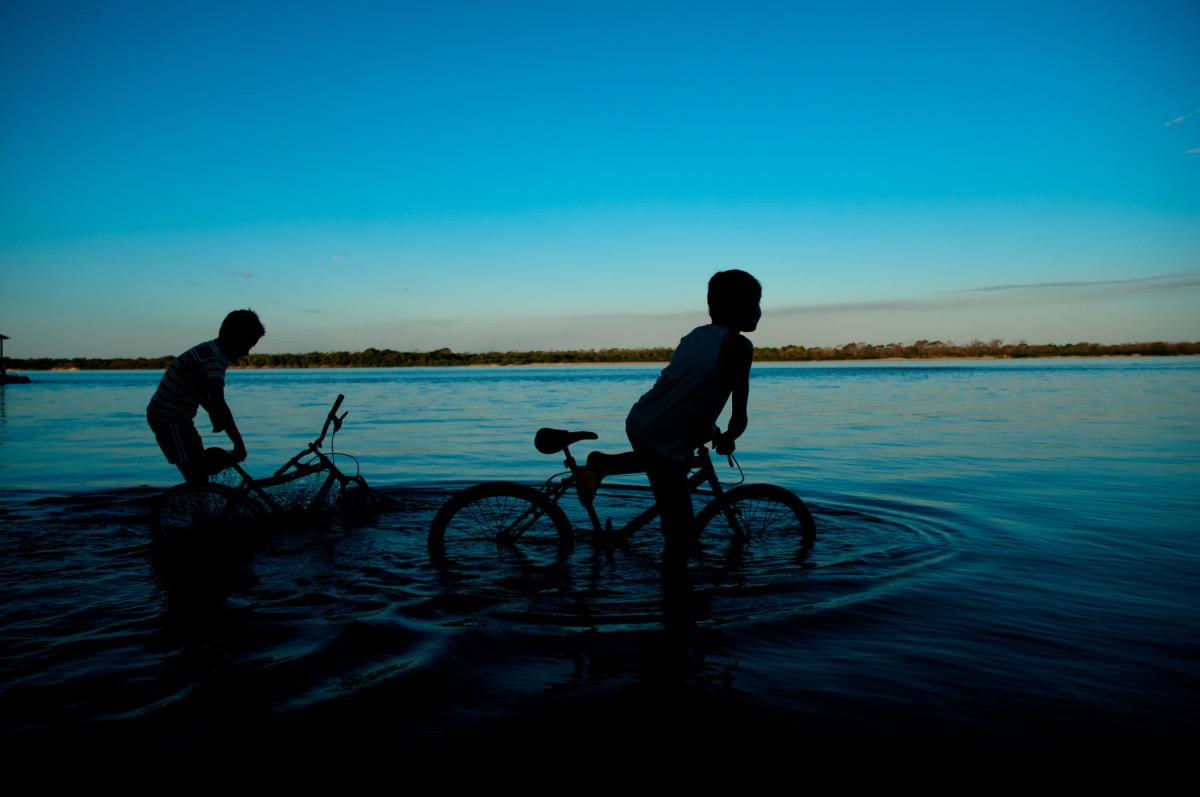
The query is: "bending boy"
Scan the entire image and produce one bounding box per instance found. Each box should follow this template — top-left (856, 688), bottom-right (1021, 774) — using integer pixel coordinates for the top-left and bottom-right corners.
top-left (147, 310), bottom-right (265, 485)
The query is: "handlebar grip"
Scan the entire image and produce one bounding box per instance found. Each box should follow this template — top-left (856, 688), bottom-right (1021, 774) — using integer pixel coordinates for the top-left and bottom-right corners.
top-left (711, 425), bottom-right (734, 466)
top-left (313, 394), bottom-right (347, 448)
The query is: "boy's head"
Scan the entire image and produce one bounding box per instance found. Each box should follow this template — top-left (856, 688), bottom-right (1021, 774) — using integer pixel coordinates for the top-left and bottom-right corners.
top-left (218, 309), bottom-right (265, 359)
top-left (708, 270), bottom-right (761, 332)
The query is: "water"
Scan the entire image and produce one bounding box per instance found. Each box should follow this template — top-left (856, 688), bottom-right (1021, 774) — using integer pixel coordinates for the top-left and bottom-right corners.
top-left (1, 359), bottom-right (1198, 755)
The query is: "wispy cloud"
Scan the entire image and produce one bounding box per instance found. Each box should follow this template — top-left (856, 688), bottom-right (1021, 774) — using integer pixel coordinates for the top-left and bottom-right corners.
top-left (763, 272), bottom-right (1200, 319)
top-left (331, 255), bottom-right (344, 262)
top-left (302, 307), bottom-right (327, 315)
top-left (259, 270), bottom-right (1200, 352)
top-left (1165, 109), bottom-right (1199, 127)
top-left (768, 296), bottom-right (973, 318)
top-left (224, 270), bottom-right (254, 280)
top-left (1187, 148), bottom-right (1200, 155)
top-left (950, 273), bottom-right (1197, 293)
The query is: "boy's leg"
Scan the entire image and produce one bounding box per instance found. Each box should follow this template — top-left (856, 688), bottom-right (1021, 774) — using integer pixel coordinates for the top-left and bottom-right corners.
top-left (177, 461), bottom-right (208, 487)
top-left (642, 452), bottom-right (694, 572)
top-left (148, 413), bottom-right (207, 486)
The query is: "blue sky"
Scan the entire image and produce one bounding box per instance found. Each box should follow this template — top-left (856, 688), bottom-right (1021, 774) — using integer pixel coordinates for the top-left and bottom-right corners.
top-left (2, 0), bottom-right (1198, 356)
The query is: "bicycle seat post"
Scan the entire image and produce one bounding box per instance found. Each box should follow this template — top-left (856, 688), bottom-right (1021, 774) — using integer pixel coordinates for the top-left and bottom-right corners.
top-left (562, 444), bottom-right (611, 541)
top-left (561, 445), bottom-right (583, 476)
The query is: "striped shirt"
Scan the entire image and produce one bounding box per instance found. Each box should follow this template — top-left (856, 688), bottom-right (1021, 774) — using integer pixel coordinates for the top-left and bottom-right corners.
top-left (146, 340), bottom-right (228, 422)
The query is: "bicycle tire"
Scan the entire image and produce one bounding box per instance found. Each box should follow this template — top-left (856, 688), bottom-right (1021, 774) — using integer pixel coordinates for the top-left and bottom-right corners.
top-left (695, 484), bottom-right (816, 562)
top-left (428, 481), bottom-right (574, 569)
top-left (339, 480), bottom-right (375, 519)
top-left (151, 482), bottom-right (266, 542)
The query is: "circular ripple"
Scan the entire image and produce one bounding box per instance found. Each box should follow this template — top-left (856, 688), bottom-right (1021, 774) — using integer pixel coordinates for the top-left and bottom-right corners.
top-left (403, 486), bottom-right (956, 630)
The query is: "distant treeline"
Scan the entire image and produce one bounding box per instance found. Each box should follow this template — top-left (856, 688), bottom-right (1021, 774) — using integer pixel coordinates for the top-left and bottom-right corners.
top-left (8, 340), bottom-right (1200, 370)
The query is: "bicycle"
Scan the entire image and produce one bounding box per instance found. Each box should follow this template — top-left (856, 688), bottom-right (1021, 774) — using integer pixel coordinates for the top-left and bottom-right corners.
top-left (427, 426), bottom-right (815, 569)
top-left (150, 394), bottom-right (374, 540)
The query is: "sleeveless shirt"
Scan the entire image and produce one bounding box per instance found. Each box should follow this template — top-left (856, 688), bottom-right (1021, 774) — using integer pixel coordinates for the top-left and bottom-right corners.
top-left (626, 324), bottom-right (742, 462)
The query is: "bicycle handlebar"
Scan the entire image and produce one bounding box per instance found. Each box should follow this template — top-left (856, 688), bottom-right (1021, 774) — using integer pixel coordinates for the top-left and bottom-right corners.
top-left (711, 424), bottom-right (735, 467)
top-left (314, 393), bottom-right (347, 448)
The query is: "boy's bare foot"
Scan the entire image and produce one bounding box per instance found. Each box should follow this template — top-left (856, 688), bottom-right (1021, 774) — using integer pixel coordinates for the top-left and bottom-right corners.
top-left (576, 467), bottom-right (602, 506)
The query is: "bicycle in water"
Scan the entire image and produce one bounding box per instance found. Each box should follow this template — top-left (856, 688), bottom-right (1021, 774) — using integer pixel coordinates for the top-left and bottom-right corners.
top-left (428, 426), bottom-right (815, 570)
top-left (150, 394), bottom-right (374, 541)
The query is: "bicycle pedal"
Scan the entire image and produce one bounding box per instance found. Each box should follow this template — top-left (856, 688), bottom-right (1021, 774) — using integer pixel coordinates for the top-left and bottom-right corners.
top-left (594, 518), bottom-right (617, 546)
top-left (582, 519), bottom-right (627, 560)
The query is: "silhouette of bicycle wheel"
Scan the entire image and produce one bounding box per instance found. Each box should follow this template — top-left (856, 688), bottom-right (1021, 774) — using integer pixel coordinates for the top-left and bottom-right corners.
top-left (428, 482), bottom-right (574, 572)
top-left (695, 484), bottom-right (815, 567)
top-left (151, 483), bottom-right (265, 543)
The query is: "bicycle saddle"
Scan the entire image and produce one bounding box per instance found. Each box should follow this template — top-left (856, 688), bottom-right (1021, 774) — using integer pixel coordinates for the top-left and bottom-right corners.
top-left (534, 428), bottom-right (598, 454)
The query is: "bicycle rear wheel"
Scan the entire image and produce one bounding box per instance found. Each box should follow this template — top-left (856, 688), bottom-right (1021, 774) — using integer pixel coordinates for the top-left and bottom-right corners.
top-left (428, 482), bottom-right (574, 571)
top-left (151, 482), bottom-right (265, 542)
top-left (695, 484), bottom-right (815, 565)
top-left (339, 479), bottom-right (376, 520)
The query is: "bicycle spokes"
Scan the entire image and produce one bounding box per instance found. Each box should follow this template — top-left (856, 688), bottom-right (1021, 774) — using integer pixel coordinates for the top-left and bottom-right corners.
top-left (726, 497), bottom-right (787, 540)
top-left (463, 492), bottom-right (543, 542)
top-left (698, 484), bottom-right (816, 562)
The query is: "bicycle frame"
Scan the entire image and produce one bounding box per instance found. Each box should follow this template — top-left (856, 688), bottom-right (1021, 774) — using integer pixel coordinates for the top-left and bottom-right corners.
top-left (427, 428), bottom-right (816, 567)
top-left (535, 442), bottom-right (733, 544)
top-left (213, 394), bottom-right (367, 515)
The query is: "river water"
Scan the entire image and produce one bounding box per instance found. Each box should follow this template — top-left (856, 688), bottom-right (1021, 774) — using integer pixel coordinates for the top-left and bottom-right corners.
top-left (1, 359), bottom-right (1197, 755)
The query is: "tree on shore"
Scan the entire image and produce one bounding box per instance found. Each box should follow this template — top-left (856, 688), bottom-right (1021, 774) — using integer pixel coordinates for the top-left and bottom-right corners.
top-left (9, 340), bottom-right (1200, 370)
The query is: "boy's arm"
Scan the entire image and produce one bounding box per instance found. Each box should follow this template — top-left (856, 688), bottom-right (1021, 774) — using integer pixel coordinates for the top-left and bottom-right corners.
top-left (205, 381), bottom-right (247, 462)
top-left (716, 335), bottom-right (753, 454)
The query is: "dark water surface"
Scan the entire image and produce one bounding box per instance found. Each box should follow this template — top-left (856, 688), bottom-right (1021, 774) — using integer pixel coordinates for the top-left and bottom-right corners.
top-left (1, 360), bottom-right (1197, 755)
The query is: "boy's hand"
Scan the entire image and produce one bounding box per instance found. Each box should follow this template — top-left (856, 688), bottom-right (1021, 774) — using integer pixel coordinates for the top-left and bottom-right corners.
top-left (232, 446), bottom-right (247, 464)
top-left (713, 431), bottom-right (737, 456)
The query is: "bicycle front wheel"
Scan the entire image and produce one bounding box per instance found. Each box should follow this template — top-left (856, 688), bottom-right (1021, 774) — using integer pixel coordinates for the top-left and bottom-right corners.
top-left (151, 482), bottom-right (265, 543)
top-left (428, 482), bottom-right (574, 570)
top-left (695, 484), bottom-right (816, 564)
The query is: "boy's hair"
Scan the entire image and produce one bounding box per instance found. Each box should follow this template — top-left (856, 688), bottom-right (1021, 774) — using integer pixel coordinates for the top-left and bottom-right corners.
top-left (219, 309), bottom-right (266, 344)
top-left (708, 270), bottom-right (762, 318)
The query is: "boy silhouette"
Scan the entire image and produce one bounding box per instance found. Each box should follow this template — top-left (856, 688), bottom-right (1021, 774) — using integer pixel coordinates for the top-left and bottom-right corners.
top-left (147, 310), bottom-right (265, 485)
top-left (625, 270), bottom-right (761, 571)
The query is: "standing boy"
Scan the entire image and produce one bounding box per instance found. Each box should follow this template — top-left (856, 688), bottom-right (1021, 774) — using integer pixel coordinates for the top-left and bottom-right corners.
top-left (147, 310), bottom-right (265, 485)
top-left (625, 270), bottom-right (761, 571)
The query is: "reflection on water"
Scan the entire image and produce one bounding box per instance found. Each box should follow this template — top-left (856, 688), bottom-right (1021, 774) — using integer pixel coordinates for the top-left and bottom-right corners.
top-left (1, 359), bottom-right (1198, 752)
top-left (0, 484), bottom-right (963, 751)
